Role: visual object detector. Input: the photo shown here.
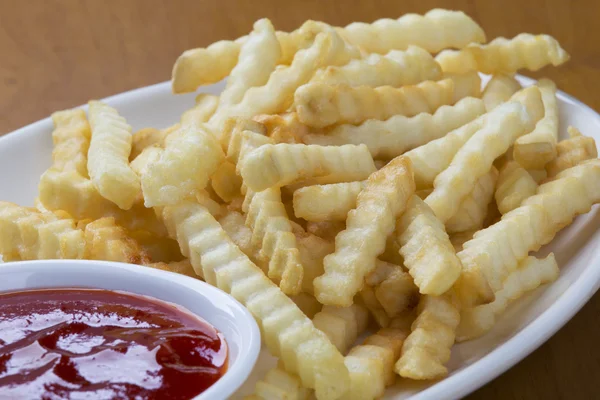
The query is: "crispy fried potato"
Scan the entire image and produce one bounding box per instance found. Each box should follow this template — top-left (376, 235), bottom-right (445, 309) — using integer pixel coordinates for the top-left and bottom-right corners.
top-left (251, 364), bottom-right (312, 400)
top-left (449, 230), bottom-right (476, 252)
top-left (180, 94), bottom-right (220, 127)
top-left (49, 109), bottom-right (91, 176)
top-left (222, 118), bottom-right (268, 161)
top-left (363, 327), bottom-right (408, 385)
top-left (457, 253), bottom-right (558, 341)
top-left (218, 210), bottom-right (259, 263)
top-left (240, 143), bottom-right (375, 192)
top-left (367, 260), bottom-right (419, 318)
top-left (425, 101), bottom-right (537, 222)
top-left (218, 19), bottom-right (281, 108)
top-left (342, 346), bottom-right (386, 400)
top-left (87, 101), bottom-right (141, 210)
top-left (294, 227), bottom-right (335, 295)
top-left (446, 167), bottom-right (498, 233)
top-left (445, 71), bottom-right (482, 103)
top-left (405, 86), bottom-right (542, 189)
top-left (0, 202), bottom-right (86, 261)
top-left (291, 293), bottom-right (323, 319)
top-left (456, 159), bottom-right (600, 306)
top-left (495, 160), bottom-right (539, 214)
top-left (395, 294), bottom-right (459, 379)
top-left (312, 45), bottom-right (441, 87)
top-left (141, 124), bottom-right (224, 207)
top-left (313, 304), bottom-right (369, 353)
top-left (84, 217), bottom-right (150, 264)
top-left (397, 196), bottom-right (462, 295)
top-left (293, 181), bottom-right (365, 222)
top-left (436, 33), bottom-right (569, 74)
top-left (340, 9), bottom-right (485, 54)
top-left (295, 79), bottom-right (455, 128)
top-left (147, 259), bottom-right (196, 278)
top-left (130, 128), bottom-right (169, 160)
top-left (314, 156), bottom-right (414, 306)
top-left (246, 187), bottom-right (304, 295)
top-left (211, 161), bottom-right (243, 202)
top-left (160, 201), bottom-right (349, 399)
top-left (482, 74), bottom-right (521, 111)
top-left (253, 113), bottom-right (310, 144)
top-left (513, 79), bottom-right (559, 169)
top-left (359, 286), bottom-right (390, 328)
top-left (129, 230), bottom-right (183, 263)
top-left (546, 126), bottom-right (598, 177)
top-left (305, 221), bottom-right (346, 241)
top-left (305, 97), bottom-right (485, 159)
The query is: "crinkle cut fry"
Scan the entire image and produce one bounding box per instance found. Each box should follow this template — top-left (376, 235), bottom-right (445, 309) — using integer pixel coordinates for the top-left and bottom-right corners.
top-left (240, 143), bottom-right (376, 192)
top-left (87, 101), bottom-right (141, 210)
top-left (159, 202), bottom-right (349, 399)
top-left (292, 181), bottom-right (365, 222)
top-left (250, 363), bottom-right (312, 400)
top-left (482, 74), bottom-right (521, 111)
top-left (397, 196), bottom-right (462, 295)
top-left (456, 253), bottom-right (558, 341)
top-left (0, 201), bottom-right (86, 261)
top-left (513, 79), bottom-right (559, 169)
top-left (424, 100), bottom-right (536, 223)
top-left (546, 126), bottom-right (598, 178)
top-left (435, 33), bottom-right (569, 75)
top-left (495, 160), bottom-right (538, 215)
top-left (304, 97), bottom-right (486, 159)
top-left (83, 217), bottom-right (151, 265)
top-left (455, 159), bottom-right (600, 307)
top-left (312, 45), bottom-right (441, 88)
top-left (49, 109), bottom-right (91, 176)
top-left (295, 78), bottom-right (455, 129)
top-left (313, 156), bottom-right (415, 307)
top-left (340, 8), bottom-right (485, 54)
top-left (395, 293), bottom-right (460, 379)
top-left (246, 187), bottom-right (304, 295)
top-left (404, 86), bottom-right (543, 190)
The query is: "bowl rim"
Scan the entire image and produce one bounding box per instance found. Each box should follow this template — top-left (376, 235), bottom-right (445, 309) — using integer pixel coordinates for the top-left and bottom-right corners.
top-left (0, 259), bottom-right (261, 400)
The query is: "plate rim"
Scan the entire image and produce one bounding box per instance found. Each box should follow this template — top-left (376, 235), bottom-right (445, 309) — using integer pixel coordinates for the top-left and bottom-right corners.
top-left (1, 76), bottom-right (599, 400)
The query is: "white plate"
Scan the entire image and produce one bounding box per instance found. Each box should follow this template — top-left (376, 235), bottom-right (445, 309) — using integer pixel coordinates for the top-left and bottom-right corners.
top-left (1, 76), bottom-right (599, 400)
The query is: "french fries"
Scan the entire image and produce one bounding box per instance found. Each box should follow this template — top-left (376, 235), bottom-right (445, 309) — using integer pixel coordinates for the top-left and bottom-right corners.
top-left (495, 160), bottom-right (539, 214)
top-left (304, 97), bottom-right (486, 159)
top-left (397, 196), bottom-right (462, 295)
top-left (87, 101), bottom-right (141, 210)
top-left (457, 253), bottom-right (558, 341)
top-left (293, 181), bottom-right (365, 222)
top-left (456, 159), bottom-right (600, 306)
top-left (482, 74), bottom-right (521, 111)
top-left (513, 79), bottom-right (559, 169)
top-left (49, 109), bottom-right (91, 176)
top-left (340, 9), bottom-right (485, 53)
top-left (546, 126), bottom-right (598, 177)
top-left (314, 156), bottom-right (414, 306)
top-left (425, 101), bottom-right (536, 222)
top-left (160, 201), bottom-right (349, 399)
top-left (312, 45), bottom-right (441, 87)
top-left (130, 128), bottom-right (168, 160)
top-left (141, 124), bottom-right (224, 207)
top-left (295, 79), bottom-right (455, 128)
top-left (435, 33), bottom-right (569, 74)
top-left (180, 94), bottom-right (220, 126)
top-left (240, 143), bottom-right (376, 192)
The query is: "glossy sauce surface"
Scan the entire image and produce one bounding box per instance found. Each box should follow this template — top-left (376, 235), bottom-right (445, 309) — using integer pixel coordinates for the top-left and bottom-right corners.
top-left (0, 289), bottom-right (227, 400)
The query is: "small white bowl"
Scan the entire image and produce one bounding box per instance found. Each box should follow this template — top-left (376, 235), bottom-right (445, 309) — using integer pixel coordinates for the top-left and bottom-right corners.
top-left (0, 260), bottom-right (261, 400)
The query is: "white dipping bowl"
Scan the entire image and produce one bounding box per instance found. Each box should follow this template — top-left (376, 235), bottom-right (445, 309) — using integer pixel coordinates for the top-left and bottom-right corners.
top-left (0, 259), bottom-right (261, 400)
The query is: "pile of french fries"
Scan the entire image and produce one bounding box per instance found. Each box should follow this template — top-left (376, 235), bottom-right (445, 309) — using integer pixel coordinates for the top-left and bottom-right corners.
top-left (1, 8), bottom-right (599, 400)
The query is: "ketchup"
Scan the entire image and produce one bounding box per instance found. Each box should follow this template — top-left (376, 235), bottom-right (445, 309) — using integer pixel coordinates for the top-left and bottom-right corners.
top-left (0, 289), bottom-right (228, 400)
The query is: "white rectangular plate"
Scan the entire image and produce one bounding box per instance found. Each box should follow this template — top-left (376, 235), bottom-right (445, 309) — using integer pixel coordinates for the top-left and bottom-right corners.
top-left (0, 76), bottom-right (598, 400)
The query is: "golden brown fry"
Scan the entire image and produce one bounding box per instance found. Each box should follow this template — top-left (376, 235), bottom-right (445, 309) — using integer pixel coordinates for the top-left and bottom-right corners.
top-left (340, 9), bottom-right (485, 54)
top-left (446, 167), bottom-right (498, 233)
top-left (513, 79), bottom-right (559, 169)
top-left (397, 196), bottom-right (462, 295)
top-left (87, 101), bottom-right (141, 210)
top-left (128, 230), bottom-right (183, 263)
top-left (293, 181), bottom-right (365, 222)
top-left (291, 293), bottom-right (323, 319)
top-left (130, 128), bottom-right (169, 161)
top-left (312, 45), bottom-right (441, 87)
top-left (482, 74), bottom-right (521, 111)
top-left (366, 260), bottom-right (419, 318)
top-left (546, 126), bottom-right (598, 177)
top-left (84, 218), bottom-right (150, 264)
top-left (425, 101), bottom-right (537, 222)
top-left (0, 202), bottom-right (86, 261)
top-left (240, 143), bottom-right (375, 192)
top-left (495, 160), bottom-right (539, 214)
top-left (304, 97), bottom-right (485, 159)
top-left (436, 33), bottom-right (569, 74)
top-left (49, 109), bottom-right (91, 176)
top-left (211, 161), bottom-right (243, 202)
top-left (294, 227), bottom-right (335, 295)
top-left (314, 156), bottom-right (415, 306)
top-left (147, 259), bottom-right (197, 279)
top-left (457, 253), bottom-right (558, 341)
top-left (180, 94), bottom-right (220, 127)
top-left (395, 294), bottom-right (459, 379)
top-left (160, 201), bottom-right (349, 399)
top-left (295, 79), bottom-right (455, 128)
top-left (456, 159), bottom-right (600, 306)
top-left (251, 364), bottom-right (312, 400)
top-left (313, 304), bottom-right (369, 354)
top-left (253, 113), bottom-right (310, 144)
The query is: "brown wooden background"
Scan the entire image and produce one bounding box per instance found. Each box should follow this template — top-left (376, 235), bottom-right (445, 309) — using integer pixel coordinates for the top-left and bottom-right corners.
top-left (1, 0), bottom-right (599, 398)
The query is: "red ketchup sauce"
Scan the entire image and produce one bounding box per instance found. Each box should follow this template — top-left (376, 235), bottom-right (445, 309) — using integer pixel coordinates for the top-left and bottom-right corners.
top-left (0, 289), bottom-right (228, 399)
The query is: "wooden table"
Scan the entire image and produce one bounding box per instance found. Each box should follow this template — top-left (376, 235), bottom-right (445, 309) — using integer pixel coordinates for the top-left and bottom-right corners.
top-left (1, 1), bottom-right (598, 398)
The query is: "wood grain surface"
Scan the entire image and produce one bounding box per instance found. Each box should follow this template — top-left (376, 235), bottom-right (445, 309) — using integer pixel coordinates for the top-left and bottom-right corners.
top-left (1, 1), bottom-right (599, 398)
